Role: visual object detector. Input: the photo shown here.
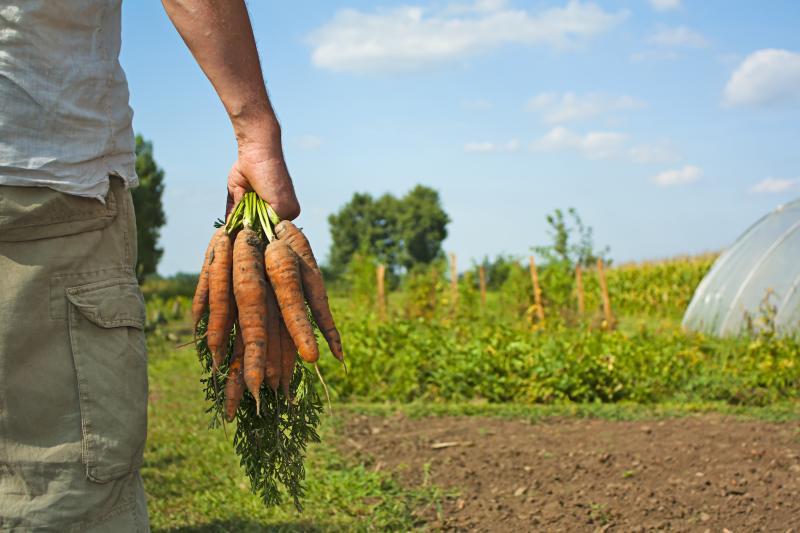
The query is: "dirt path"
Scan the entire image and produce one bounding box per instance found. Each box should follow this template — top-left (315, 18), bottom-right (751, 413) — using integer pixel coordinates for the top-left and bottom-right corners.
top-left (341, 413), bottom-right (800, 532)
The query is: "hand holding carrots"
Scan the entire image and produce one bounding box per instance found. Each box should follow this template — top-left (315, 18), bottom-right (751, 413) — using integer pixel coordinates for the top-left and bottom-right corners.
top-left (193, 192), bottom-right (343, 422)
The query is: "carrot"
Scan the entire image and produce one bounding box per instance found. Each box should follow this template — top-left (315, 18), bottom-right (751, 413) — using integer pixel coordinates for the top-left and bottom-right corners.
top-left (275, 221), bottom-right (344, 363)
top-left (233, 227), bottom-right (269, 414)
top-left (192, 227), bottom-right (224, 327)
top-left (264, 284), bottom-right (282, 393)
top-left (278, 317), bottom-right (296, 401)
top-left (207, 230), bottom-right (234, 370)
top-left (265, 240), bottom-right (319, 363)
top-left (224, 331), bottom-right (245, 422)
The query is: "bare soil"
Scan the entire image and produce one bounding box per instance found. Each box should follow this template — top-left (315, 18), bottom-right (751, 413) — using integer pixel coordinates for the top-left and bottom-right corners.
top-left (341, 413), bottom-right (800, 532)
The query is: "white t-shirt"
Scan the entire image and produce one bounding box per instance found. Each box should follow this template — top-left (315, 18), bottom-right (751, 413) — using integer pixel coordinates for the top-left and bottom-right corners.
top-left (0, 1), bottom-right (137, 201)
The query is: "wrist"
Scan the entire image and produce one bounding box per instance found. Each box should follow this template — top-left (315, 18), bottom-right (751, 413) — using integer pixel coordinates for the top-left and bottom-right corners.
top-left (231, 103), bottom-right (282, 151)
top-left (237, 131), bottom-right (285, 163)
top-left (236, 128), bottom-right (283, 161)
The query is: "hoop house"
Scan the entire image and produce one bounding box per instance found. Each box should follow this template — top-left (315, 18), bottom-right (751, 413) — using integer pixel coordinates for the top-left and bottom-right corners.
top-left (683, 198), bottom-right (800, 337)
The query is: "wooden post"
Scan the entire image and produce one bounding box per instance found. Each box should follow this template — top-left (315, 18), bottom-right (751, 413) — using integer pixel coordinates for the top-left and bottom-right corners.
top-left (597, 258), bottom-right (613, 328)
top-left (575, 264), bottom-right (585, 315)
top-left (376, 263), bottom-right (386, 321)
top-left (429, 265), bottom-right (438, 311)
top-left (478, 266), bottom-right (487, 306)
top-left (450, 253), bottom-right (458, 308)
top-left (529, 256), bottom-right (545, 322)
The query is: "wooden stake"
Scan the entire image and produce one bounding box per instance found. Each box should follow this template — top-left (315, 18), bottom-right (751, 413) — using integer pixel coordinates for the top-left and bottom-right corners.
top-left (478, 266), bottom-right (487, 306)
top-left (529, 256), bottom-right (545, 322)
top-left (450, 253), bottom-right (458, 308)
top-left (597, 258), bottom-right (613, 329)
top-left (429, 265), bottom-right (438, 311)
top-left (376, 263), bottom-right (386, 321)
top-left (575, 264), bottom-right (585, 316)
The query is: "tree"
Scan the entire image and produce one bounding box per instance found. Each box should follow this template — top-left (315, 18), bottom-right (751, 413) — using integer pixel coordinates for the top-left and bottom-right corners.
top-left (398, 185), bottom-right (450, 269)
top-left (326, 185), bottom-right (450, 278)
top-left (131, 135), bottom-right (166, 282)
top-left (534, 207), bottom-right (609, 268)
top-left (327, 192), bottom-right (401, 278)
top-left (533, 207), bottom-right (610, 314)
top-left (473, 254), bottom-right (518, 290)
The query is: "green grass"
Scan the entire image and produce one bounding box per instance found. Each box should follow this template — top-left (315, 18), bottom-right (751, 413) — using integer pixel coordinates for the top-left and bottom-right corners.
top-left (143, 336), bottom-right (441, 532)
top-left (337, 399), bottom-right (800, 422)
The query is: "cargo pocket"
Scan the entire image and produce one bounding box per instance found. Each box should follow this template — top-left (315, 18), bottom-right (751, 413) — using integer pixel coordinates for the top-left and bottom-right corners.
top-left (66, 278), bottom-right (148, 483)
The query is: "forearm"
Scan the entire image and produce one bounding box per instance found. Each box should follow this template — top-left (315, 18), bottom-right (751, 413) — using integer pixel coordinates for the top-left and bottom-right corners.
top-left (162, 0), bottom-right (280, 151)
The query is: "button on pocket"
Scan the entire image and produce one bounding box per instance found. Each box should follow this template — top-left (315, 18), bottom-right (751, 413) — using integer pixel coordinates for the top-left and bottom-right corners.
top-left (66, 278), bottom-right (148, 483)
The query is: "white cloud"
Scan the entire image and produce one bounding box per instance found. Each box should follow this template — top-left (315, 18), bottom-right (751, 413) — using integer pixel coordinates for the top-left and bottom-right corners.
top-left (651, 165), bottom-right (702, 187)
top-left (723, 49), bottom-right (800, 107)
top-left (649, 0), bottom-right (681, 11)
top-left (297, 135), bottom-right (323, 150)
top-left (309, 1), bottom-right (629, 73)
top-left (525, 92), bottom-right (645, 123)
top-left (464, 139), bottom-right (520, 153)
top-left (628, 140), bottom-right (680, 164)
top-left (648, 26), bottom-right (708, 48)
top-left (750, 178), bottom-right (800, 194)
top-left (531, 126), bottom-right (627, 159)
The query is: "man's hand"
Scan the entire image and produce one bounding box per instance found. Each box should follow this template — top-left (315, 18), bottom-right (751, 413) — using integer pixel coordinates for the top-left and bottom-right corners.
top-left (228, 143), bottom-right (300, 220)
top-left (162, 0), bottom-right (300, 220)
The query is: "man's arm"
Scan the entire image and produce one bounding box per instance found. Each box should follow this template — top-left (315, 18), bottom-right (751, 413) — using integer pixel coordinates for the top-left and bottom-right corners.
top-left (161, 0), bottom-right (300, 220)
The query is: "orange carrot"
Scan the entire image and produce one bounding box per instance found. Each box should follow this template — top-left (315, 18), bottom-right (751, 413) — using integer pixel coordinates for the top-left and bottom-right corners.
top-left (207, 230), bottom-right (234, 370)
top-left (275, 220), bottom-right (344, 363)
top-left (278, 317), bottom-right (296, 401)
top-left (232, 227), bottom-right (269, 413)
top-left (224, 331), bottom-right (245, 422)
top-left (264, 284), bottom-right (282, 393)
top-left (265, 239), bottom-right (319, 363)
top-left (192, 227), bottom-right (224, 327)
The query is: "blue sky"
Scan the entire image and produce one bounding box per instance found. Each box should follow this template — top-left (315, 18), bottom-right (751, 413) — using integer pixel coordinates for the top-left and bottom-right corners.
top-left (120, 0), bottom-right (800, 275)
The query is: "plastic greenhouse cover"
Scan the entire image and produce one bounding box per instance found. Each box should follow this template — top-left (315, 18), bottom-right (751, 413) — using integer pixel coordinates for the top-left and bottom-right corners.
top-left (683, 198), bottom-right (800, 337)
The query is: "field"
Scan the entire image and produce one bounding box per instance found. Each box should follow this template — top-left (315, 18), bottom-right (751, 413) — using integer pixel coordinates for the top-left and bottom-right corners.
top-left (142, 255), bottom-right (800, 531)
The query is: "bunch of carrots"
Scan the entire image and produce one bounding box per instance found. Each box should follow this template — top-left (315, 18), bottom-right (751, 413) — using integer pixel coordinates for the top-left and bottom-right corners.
top-left (190, 192), bottom-right (343, 508)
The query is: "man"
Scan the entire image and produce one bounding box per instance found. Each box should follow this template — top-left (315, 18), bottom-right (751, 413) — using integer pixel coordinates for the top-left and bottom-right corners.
top-left (0, 1), bottom-right (297, 530)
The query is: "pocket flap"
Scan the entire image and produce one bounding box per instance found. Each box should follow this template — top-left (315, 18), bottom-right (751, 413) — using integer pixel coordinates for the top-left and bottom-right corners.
top-left (66, 278), bottom-right (145, 330)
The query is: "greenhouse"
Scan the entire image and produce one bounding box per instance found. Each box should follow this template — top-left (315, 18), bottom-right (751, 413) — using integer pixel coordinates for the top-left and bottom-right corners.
top-left (683, 198), bottom-right (800, 337)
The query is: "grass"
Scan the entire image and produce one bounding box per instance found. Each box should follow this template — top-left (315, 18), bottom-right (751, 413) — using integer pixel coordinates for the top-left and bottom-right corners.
top-left (143, 335), bottom-right (440, 532)
top-left (337, 399), bottom-right (800, 423)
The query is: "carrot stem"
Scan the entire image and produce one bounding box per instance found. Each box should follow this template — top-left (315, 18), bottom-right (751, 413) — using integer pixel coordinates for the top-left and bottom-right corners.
top-left (313, 362), bottom-right (332, 415)
top-left (266, 205), bottom-right (280, 226)
top-left (257, 200), bottom-right (275, 242)
top-left (175, 333), bottom-right (207, 349)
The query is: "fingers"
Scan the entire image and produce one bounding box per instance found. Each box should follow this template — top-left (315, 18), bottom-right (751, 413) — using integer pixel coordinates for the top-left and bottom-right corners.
top-left (228, 164), bottom-right (250, 206)
top-left (230, 184), bottom-right (247, 205)
top-left (226, 156), bottom-right (301, 221)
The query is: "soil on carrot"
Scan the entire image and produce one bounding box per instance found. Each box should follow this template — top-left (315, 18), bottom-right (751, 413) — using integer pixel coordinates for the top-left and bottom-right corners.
top-left (340, 413), bottom-right (800, 532)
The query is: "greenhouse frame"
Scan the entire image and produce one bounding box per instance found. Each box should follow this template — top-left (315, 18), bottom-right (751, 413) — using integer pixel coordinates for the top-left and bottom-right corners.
top-left (683, 198), bottom-right (800, 337)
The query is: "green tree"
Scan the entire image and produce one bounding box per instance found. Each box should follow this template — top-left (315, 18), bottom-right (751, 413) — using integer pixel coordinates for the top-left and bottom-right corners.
top-left (534, 207), bottom-right (609, 268)
top-left (532, 207), bottom-right (609, 315)
top-left (326, 185), bottom-right (449, 278)
top-left (131, 135), bottom-right (166, 282)
top-left (327, 192), bottom-right (402, 278)
top-left (474, 254), bottom-right (518, 290)
top-left (398, 185), bottom-right (450, 269)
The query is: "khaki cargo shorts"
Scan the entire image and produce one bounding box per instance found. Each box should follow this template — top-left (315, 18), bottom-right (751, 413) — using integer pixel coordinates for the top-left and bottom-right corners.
top-left (0, 179), bottom-right (150, 531)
